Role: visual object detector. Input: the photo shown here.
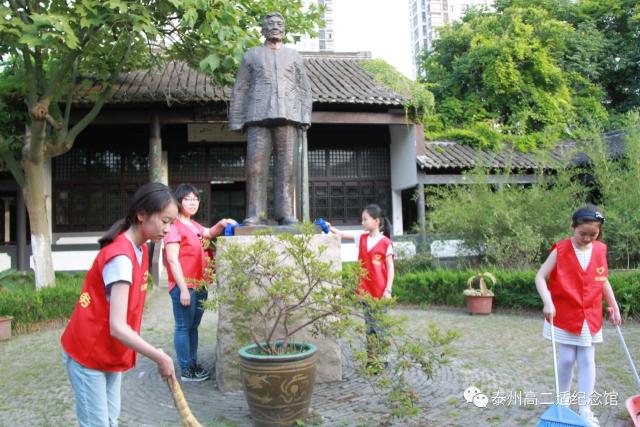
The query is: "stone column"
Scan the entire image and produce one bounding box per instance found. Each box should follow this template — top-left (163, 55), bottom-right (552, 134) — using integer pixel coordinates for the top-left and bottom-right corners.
top-left (417, 182), bottom-right (427, 253)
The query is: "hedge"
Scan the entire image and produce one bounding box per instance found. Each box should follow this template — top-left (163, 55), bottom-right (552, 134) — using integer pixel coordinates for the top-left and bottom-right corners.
top-left (394, 268), bottom-right (640, 319)
top-left (0, 272), bottom-right (84, 330)
top-left (3, 266), bottom-right (639, 332)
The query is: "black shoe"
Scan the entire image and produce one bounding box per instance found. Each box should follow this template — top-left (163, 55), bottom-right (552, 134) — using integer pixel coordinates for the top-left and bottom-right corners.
top-left (192, 363), bottom-right (211, 380)
top-left (181, 367), bottom-right (208, 382)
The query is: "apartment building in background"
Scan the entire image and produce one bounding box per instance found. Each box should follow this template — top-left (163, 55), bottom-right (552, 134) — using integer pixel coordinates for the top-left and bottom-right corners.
top-left (409, 0), bottom-right (493, 77)
top-left (293, 0), bottom-right (335, 52)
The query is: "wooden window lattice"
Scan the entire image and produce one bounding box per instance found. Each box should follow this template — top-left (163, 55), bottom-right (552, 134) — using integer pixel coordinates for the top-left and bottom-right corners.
top-left (208, 146), bottom-right (245, 179)
top-left (309, 145), bottom-right (390, 224)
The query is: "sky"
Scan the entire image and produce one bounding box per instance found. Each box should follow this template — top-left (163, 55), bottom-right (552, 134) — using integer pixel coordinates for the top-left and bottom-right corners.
top-left (331, 0), bottom-right (413, 78)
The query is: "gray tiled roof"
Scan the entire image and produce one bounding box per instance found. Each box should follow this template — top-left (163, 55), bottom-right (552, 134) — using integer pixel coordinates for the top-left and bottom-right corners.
top-left (416, 131), bottom-right (627, 171)
top-left (74, 52), bottom-right (404, 107)
top-left (417, 141), bottom-right (565, 171)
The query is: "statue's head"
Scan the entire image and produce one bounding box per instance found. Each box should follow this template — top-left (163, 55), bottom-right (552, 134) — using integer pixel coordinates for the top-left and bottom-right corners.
top-left (262, 12), bottom-right (285, 42)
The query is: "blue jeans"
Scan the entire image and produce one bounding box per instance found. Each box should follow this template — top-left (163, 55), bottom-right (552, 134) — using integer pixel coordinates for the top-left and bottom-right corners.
top-left (170, 287), bottom-right (208, 372)
top-left (63, 351), bottom-right (122, 427)
top-left (362, 302), bottom-right (389, 357)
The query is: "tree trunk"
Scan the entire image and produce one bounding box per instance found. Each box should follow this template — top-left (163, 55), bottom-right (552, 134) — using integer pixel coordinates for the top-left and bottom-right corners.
top-left (22, 158), bottom-right (55, 288)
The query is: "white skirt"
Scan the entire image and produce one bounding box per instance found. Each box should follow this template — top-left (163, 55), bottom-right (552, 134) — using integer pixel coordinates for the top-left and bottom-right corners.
top-left (543, 320), bottom-right (602, 346)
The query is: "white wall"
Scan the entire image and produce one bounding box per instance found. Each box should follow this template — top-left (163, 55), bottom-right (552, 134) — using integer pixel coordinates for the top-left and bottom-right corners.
top-left (31, 250), bottom-right (99, 272)
top-left (389, 124), bottom-right (418, 235)
top-left (389, 124), bottom-right (418, 191)
top-left (0, 253), bottom-right (12, 271)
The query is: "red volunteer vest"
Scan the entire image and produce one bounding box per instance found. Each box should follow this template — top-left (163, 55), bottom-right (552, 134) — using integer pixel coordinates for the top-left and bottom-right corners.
top-left (357, 233), bottom-right (393, 299)
top-left (547, 239), bottom-right (608, 335)
top-left (163, 220), bottom-right (207, 291)
top-left (61, 233), bottom-right (149, 371)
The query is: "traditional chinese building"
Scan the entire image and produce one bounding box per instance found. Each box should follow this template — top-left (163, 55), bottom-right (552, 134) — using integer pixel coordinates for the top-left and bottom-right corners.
top-left (0, 52), bottom-right (424, 270)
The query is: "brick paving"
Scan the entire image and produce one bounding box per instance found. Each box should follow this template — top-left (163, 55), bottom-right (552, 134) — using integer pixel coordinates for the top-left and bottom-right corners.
top-left (1, 286), bottom-right (638, 427)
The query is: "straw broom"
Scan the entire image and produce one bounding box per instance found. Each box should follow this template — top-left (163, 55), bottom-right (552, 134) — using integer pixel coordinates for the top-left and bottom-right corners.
top-left (166, 378), bottom-right (203, 427)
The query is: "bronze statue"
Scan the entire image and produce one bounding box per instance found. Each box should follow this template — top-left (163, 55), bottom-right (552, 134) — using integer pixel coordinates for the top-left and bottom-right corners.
top-left (229, 12), bottom-right (312, 225)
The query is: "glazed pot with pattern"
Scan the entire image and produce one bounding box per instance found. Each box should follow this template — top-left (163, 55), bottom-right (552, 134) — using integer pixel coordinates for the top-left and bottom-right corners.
top-left (238, 342), bottom-right (317, 427)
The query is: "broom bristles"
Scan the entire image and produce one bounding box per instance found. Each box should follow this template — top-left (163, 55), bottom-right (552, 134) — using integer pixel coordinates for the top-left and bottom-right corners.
top-left (537, 403), bottom-right (589, 427)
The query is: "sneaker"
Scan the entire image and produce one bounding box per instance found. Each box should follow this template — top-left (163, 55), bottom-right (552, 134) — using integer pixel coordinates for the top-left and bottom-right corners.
top-left (192, 363), bottom-right (211, 380)
top-left (180, 368), bottom-right (207, 382)
top-left (579, 406), bottom-right (600, 427)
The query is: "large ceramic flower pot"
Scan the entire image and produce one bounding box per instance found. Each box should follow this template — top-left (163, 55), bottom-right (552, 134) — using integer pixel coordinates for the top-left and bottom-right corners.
top-left (238, 342), bottom-right (317, 427)
top-left (466, 295), bottom-right (493, 315)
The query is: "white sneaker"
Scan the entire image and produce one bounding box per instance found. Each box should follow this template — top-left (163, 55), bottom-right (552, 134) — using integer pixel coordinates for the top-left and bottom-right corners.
top-left (579, 406), bottom-right (600, 427)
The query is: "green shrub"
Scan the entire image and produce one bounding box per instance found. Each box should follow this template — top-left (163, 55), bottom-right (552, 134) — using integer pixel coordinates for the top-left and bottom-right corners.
top-left (608, 271), bottom-right (640, 320)
top-left (394, 268), bottom-right (640, 317)
top-left (0, 271), bottom-right (83, 330)
top-left (394, 268), bottom-right (468, 307)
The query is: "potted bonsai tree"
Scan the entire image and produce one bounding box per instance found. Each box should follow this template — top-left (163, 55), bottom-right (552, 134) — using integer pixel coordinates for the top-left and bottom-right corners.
top-left (209, 223), bottom-right (457, 426)
top-left (463, 271), bottom-right (497, 315)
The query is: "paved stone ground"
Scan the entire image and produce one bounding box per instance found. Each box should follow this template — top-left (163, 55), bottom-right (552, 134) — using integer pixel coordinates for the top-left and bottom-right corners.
top-left (1, 286), bottom-right (639, 427)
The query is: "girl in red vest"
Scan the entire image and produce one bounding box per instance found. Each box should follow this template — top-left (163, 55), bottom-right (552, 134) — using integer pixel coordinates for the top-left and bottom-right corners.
top-left (163, 183), bottom-right (237, 382)
top-left (329, 204), bottom-right (394, 368)
top-left (61, 182), bottom-right (178, 427)
top-left (535, 205), bottom-right (621, 427)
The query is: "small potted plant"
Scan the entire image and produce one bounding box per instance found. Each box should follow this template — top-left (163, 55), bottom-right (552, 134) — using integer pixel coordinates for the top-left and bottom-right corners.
top-left (208, 223), bottom-right (457, 426)
top-left (463, 271), bottom-right (497, 315)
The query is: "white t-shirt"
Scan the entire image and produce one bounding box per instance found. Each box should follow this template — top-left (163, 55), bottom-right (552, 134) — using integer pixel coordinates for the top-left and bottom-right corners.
top-left (572, 242), bottom-right (593, 270)
top-left (102, 235), bottom-right (144, 300)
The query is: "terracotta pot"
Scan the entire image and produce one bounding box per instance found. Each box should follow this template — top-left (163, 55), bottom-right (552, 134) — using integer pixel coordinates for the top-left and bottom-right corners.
top-left (238, 342), bottom-right (317, 427)
top-left (0, 316), bottom-right (13, 340)
top-left (465, 295), bottom-right (493, 315)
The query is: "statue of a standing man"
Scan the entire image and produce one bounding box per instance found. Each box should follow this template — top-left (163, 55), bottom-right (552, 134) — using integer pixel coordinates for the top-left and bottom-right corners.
top-left (229, 12), bottom-right (312, 226)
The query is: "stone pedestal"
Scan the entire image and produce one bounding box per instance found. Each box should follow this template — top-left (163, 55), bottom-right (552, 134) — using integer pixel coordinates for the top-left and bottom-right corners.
top-left (215, 233), bottom-right (343, 392)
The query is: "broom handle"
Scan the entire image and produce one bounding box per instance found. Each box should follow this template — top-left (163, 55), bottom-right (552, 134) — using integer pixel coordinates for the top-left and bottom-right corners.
top-left (550, 317), bottom-right (561, 401)
top-left (609, 308), bottom-right (640, 387)
top-left (166, 378), bottom-right (203, 427)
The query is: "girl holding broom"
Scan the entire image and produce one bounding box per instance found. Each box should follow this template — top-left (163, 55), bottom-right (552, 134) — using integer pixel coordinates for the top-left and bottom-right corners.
top-left (61, 182), bottom-right (178, 426)
top-left (535, 205), bottom-right (622, 427)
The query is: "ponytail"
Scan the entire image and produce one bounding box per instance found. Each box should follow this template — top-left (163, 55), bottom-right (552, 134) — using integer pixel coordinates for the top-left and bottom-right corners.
top-left (98, 218), bottom-right (130, 248)
top-left (363, 203), bottom-right (392, 239)
top-left (381, 216), bottom-right (392, 239)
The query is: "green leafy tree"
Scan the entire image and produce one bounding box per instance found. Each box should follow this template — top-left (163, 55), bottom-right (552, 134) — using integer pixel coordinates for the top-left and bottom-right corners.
top-left (0, 0), bottom-right (322, 287)
top-left (421, 3), bottom-right (608, 150)
top-left (497, 0), bottom-right (640, 114)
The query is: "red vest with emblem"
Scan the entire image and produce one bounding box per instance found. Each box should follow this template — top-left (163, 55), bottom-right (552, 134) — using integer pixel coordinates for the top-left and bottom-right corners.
top-left (357, 233), bottom-right (393, 299)
top-left (60, 233), bottom-right (149, 371)
top-left (163, 220), bottom-right (207, 292)
top-left (548, 239), bottom-right (608, 335)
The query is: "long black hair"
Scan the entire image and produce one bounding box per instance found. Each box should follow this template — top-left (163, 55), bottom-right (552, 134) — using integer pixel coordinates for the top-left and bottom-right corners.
top-left (363, 204), bottom-right (392, 239)
top-left (98, 182), bottom-right (177, 248)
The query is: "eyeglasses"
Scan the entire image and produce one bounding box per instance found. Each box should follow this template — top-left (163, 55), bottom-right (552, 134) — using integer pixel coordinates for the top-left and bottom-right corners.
top-left (183, 197), bottom-right (200, 202)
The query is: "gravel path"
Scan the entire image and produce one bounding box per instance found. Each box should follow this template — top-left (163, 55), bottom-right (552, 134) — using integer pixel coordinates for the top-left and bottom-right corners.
top-left (1, 287), bottom-right (638, 427)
